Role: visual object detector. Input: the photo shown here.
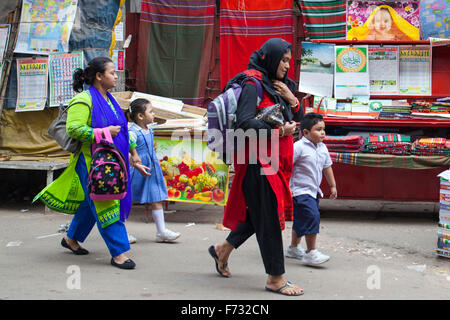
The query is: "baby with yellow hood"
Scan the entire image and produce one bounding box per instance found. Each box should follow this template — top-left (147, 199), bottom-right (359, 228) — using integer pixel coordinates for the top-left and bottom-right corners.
top-left (347, 5), bottom-right (419, 41)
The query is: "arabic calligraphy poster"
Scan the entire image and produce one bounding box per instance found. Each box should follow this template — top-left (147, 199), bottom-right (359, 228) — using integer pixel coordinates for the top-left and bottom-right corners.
top-left (334, 45), bottom-right (370, 99)
top-left (49, 51), bottom-right (83, 107)
top-left (368, 46), bottom-right (399, 95)
top-left (398, 46), bottom-right (432, 95)
top-left (16, 57), bottom-right (49, 112)
top-left (298, 42), bottom-right (335, 97)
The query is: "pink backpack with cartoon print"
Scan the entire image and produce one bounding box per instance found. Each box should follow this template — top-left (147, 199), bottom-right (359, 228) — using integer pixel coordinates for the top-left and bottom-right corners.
top-left (88, 128), bottom-right (128, 201)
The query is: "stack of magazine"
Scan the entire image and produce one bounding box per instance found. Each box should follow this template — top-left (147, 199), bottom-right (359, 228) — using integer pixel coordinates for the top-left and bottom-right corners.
top-left (437, 170), bottom-right (450, 258)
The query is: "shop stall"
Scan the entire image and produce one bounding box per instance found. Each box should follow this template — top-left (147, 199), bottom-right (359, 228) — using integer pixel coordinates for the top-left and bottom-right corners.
top-left (296, 0), bottom-right (450, 202)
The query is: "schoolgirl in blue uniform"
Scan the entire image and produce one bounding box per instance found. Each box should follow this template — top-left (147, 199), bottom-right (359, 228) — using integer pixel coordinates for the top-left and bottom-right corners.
top-left (127, 98), bottom-right (181, 242)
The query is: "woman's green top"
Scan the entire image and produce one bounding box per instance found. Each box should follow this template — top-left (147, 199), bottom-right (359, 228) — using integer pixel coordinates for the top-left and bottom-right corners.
top-left (34, 91), bottom-right (136, 228)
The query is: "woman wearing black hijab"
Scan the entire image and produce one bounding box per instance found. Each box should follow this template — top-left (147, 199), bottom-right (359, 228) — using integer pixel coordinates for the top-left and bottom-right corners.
top-left (208, 38), bottom-right (304, 296)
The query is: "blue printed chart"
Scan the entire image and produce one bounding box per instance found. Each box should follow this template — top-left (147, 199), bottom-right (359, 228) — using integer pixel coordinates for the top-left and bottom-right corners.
top-left (49, 52), bottom-right (83, 107)
top-left (15, 0), bottom-right (78, 54)
top-left (420, 0), bottom-right (450, 40)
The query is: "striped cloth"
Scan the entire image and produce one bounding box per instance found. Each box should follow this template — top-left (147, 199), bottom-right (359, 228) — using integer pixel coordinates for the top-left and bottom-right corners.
top-left (361, 134), bottom-right (412, 155)
top-left (411, 138), bottom-right (450, 156)
top-left (298, 0), bottom-right (346, 40)
top-left (323, 135), bottom-right (363, 152)
top-left (330, 152), bottom-right (450, 169)
top-left (220, 1), bottom-right (294, 87)
top-left (136, 0), bottom-right (216, 106)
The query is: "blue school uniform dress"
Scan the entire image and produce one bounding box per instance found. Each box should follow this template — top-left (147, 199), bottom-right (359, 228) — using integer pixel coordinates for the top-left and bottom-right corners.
top-left (129, 123), bottom-right (168, 204)
top-left (289, 136), bottom-right (332, 237)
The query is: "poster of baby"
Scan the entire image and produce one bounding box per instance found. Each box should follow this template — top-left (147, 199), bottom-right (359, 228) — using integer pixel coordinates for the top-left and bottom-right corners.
top-left (346, 1), bottom-right (420, 40)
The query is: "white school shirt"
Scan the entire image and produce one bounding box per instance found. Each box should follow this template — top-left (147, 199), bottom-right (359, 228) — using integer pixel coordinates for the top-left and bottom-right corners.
top-left (290, 136), bottom-right (332, 199)
top-left (128, 122), bottom-right (151, 143)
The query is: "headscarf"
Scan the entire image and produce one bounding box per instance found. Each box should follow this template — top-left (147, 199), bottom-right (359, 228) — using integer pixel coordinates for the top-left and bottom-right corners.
top-left (247, 38), bottom-right (298, 120)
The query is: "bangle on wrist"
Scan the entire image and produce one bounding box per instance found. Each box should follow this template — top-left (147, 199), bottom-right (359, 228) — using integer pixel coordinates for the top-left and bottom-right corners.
top-left (280, 126), bottom-right (285, 137)
top-left (290, 98), bottom-right (299, 108)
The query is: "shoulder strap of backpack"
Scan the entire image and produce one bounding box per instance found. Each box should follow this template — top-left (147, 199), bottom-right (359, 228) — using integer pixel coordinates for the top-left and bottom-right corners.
top-left (241, 69), bottom-right (264, 103)
top-left (243, 77), bottom-right (264, 102)
top-left (240, 76), bottom-right (264, 106)
top-left (67, 93), bottom-right (93, 118)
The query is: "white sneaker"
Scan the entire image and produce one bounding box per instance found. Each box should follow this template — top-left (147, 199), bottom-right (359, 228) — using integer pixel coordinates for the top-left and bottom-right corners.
top-left (286, 245), bottom-right (306, 260)
top-left (128, 233), bottom-right (137, 244)
top-left (155, 229), bottom-right (181, 243)
top-left (301, 249), bottom-right (330, 265)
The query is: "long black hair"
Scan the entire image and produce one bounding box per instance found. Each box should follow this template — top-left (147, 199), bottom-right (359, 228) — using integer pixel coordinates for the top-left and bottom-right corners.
top-left (72, 57), bottom-right (113, 93)
top-left (126, 98), bottom-right (150, 123)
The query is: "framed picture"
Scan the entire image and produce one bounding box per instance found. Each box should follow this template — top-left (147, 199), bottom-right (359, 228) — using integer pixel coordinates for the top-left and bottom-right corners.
top-left (346, 0), bottom-right (420, 40)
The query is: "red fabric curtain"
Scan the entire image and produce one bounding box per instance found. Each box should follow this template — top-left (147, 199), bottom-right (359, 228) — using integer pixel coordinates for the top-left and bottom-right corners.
top-left (220, 0), bottom-right (295, 87)
top-left (136, 0), bottom-right (215, 106)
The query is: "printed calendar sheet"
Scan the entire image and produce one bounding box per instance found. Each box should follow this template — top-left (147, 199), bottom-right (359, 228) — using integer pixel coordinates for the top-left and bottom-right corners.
top-left (49, 52), bottom-right (83, 107)
top-left (399, 46), bottom-right (432, 95)
top-left (16, 57), bottom-right (48, 112)
top-left (368, 46), bottom-right (399, 95)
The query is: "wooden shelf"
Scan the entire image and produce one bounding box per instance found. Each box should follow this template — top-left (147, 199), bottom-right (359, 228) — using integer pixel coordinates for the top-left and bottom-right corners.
top-left (311, 39), bottom-right (432, 45)
top-left (309, 38), bottom-right (449, 202)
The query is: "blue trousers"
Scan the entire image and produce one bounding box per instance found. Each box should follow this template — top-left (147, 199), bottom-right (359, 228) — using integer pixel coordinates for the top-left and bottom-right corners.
top-left (67, 155), bottom-right (130, 257)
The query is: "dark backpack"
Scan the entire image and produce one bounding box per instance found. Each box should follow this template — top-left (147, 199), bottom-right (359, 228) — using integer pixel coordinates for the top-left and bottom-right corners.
top-left (88, 128), bottom-right (128, 201)
top-left (207, 71), bottom-right (264, 163)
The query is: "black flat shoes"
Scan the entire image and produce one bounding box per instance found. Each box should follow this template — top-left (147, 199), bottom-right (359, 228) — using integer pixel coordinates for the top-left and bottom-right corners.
top-left (61, 238), bottom-right (89, 255)
top-left (111, 258), bottom-right (136, 270)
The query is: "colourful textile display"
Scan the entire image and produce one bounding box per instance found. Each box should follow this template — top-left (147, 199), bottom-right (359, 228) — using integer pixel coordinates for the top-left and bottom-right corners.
top-left (298, 0), bottom-right (346, 40)
top-left (220, 0), bottom-right (294, 87)
top-left (411, 101), bottom-right (450, 113)
top-left (136, 0), bottom-right (215, 106)
top-left (361, 134), bottom-right (412, 155)
top-left (379, 105), bottom-right (412, 119)
top-left (411, 138), bottom-right (450, 156)
top-left (330, 152), bottom-right (450, 169)
top-left (323, 135), bottom-right (362, 152)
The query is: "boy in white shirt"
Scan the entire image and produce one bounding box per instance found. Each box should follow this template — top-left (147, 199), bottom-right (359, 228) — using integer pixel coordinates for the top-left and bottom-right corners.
top-left (286, 113), bottom-right (337, 265)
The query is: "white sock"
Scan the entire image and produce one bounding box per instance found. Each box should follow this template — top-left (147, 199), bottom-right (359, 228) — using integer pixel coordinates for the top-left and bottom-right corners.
top-left (152, 209), bottom-right (166, 234)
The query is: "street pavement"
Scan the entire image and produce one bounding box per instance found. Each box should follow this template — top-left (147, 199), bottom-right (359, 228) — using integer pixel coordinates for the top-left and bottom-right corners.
top-left (0, 200), bottom-right (449, 301)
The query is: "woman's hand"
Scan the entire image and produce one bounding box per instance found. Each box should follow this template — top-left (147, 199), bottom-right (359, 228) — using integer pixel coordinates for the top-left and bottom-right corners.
top-left (280, 121), bottom-right (297, 137)
top-left (272, 80), bottom-right (297, 106)
top-left (107, 125), bottom-right (121, 137)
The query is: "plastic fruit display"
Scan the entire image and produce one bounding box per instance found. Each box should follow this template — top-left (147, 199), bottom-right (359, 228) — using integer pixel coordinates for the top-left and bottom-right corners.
top-left (212, 188), bottom-right (225, 202)
top-left (159, 154), bottom-right (227, 204)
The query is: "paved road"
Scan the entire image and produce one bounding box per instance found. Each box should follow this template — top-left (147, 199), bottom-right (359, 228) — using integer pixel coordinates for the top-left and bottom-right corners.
top-left (0, 201), bottom-right (448, 302)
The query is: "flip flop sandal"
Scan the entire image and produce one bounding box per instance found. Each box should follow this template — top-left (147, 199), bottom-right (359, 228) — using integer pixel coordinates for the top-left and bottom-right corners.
top-left (265, 281), bottom-right (304, 296)
top-left (208, 245), bottom-right (231, 278)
